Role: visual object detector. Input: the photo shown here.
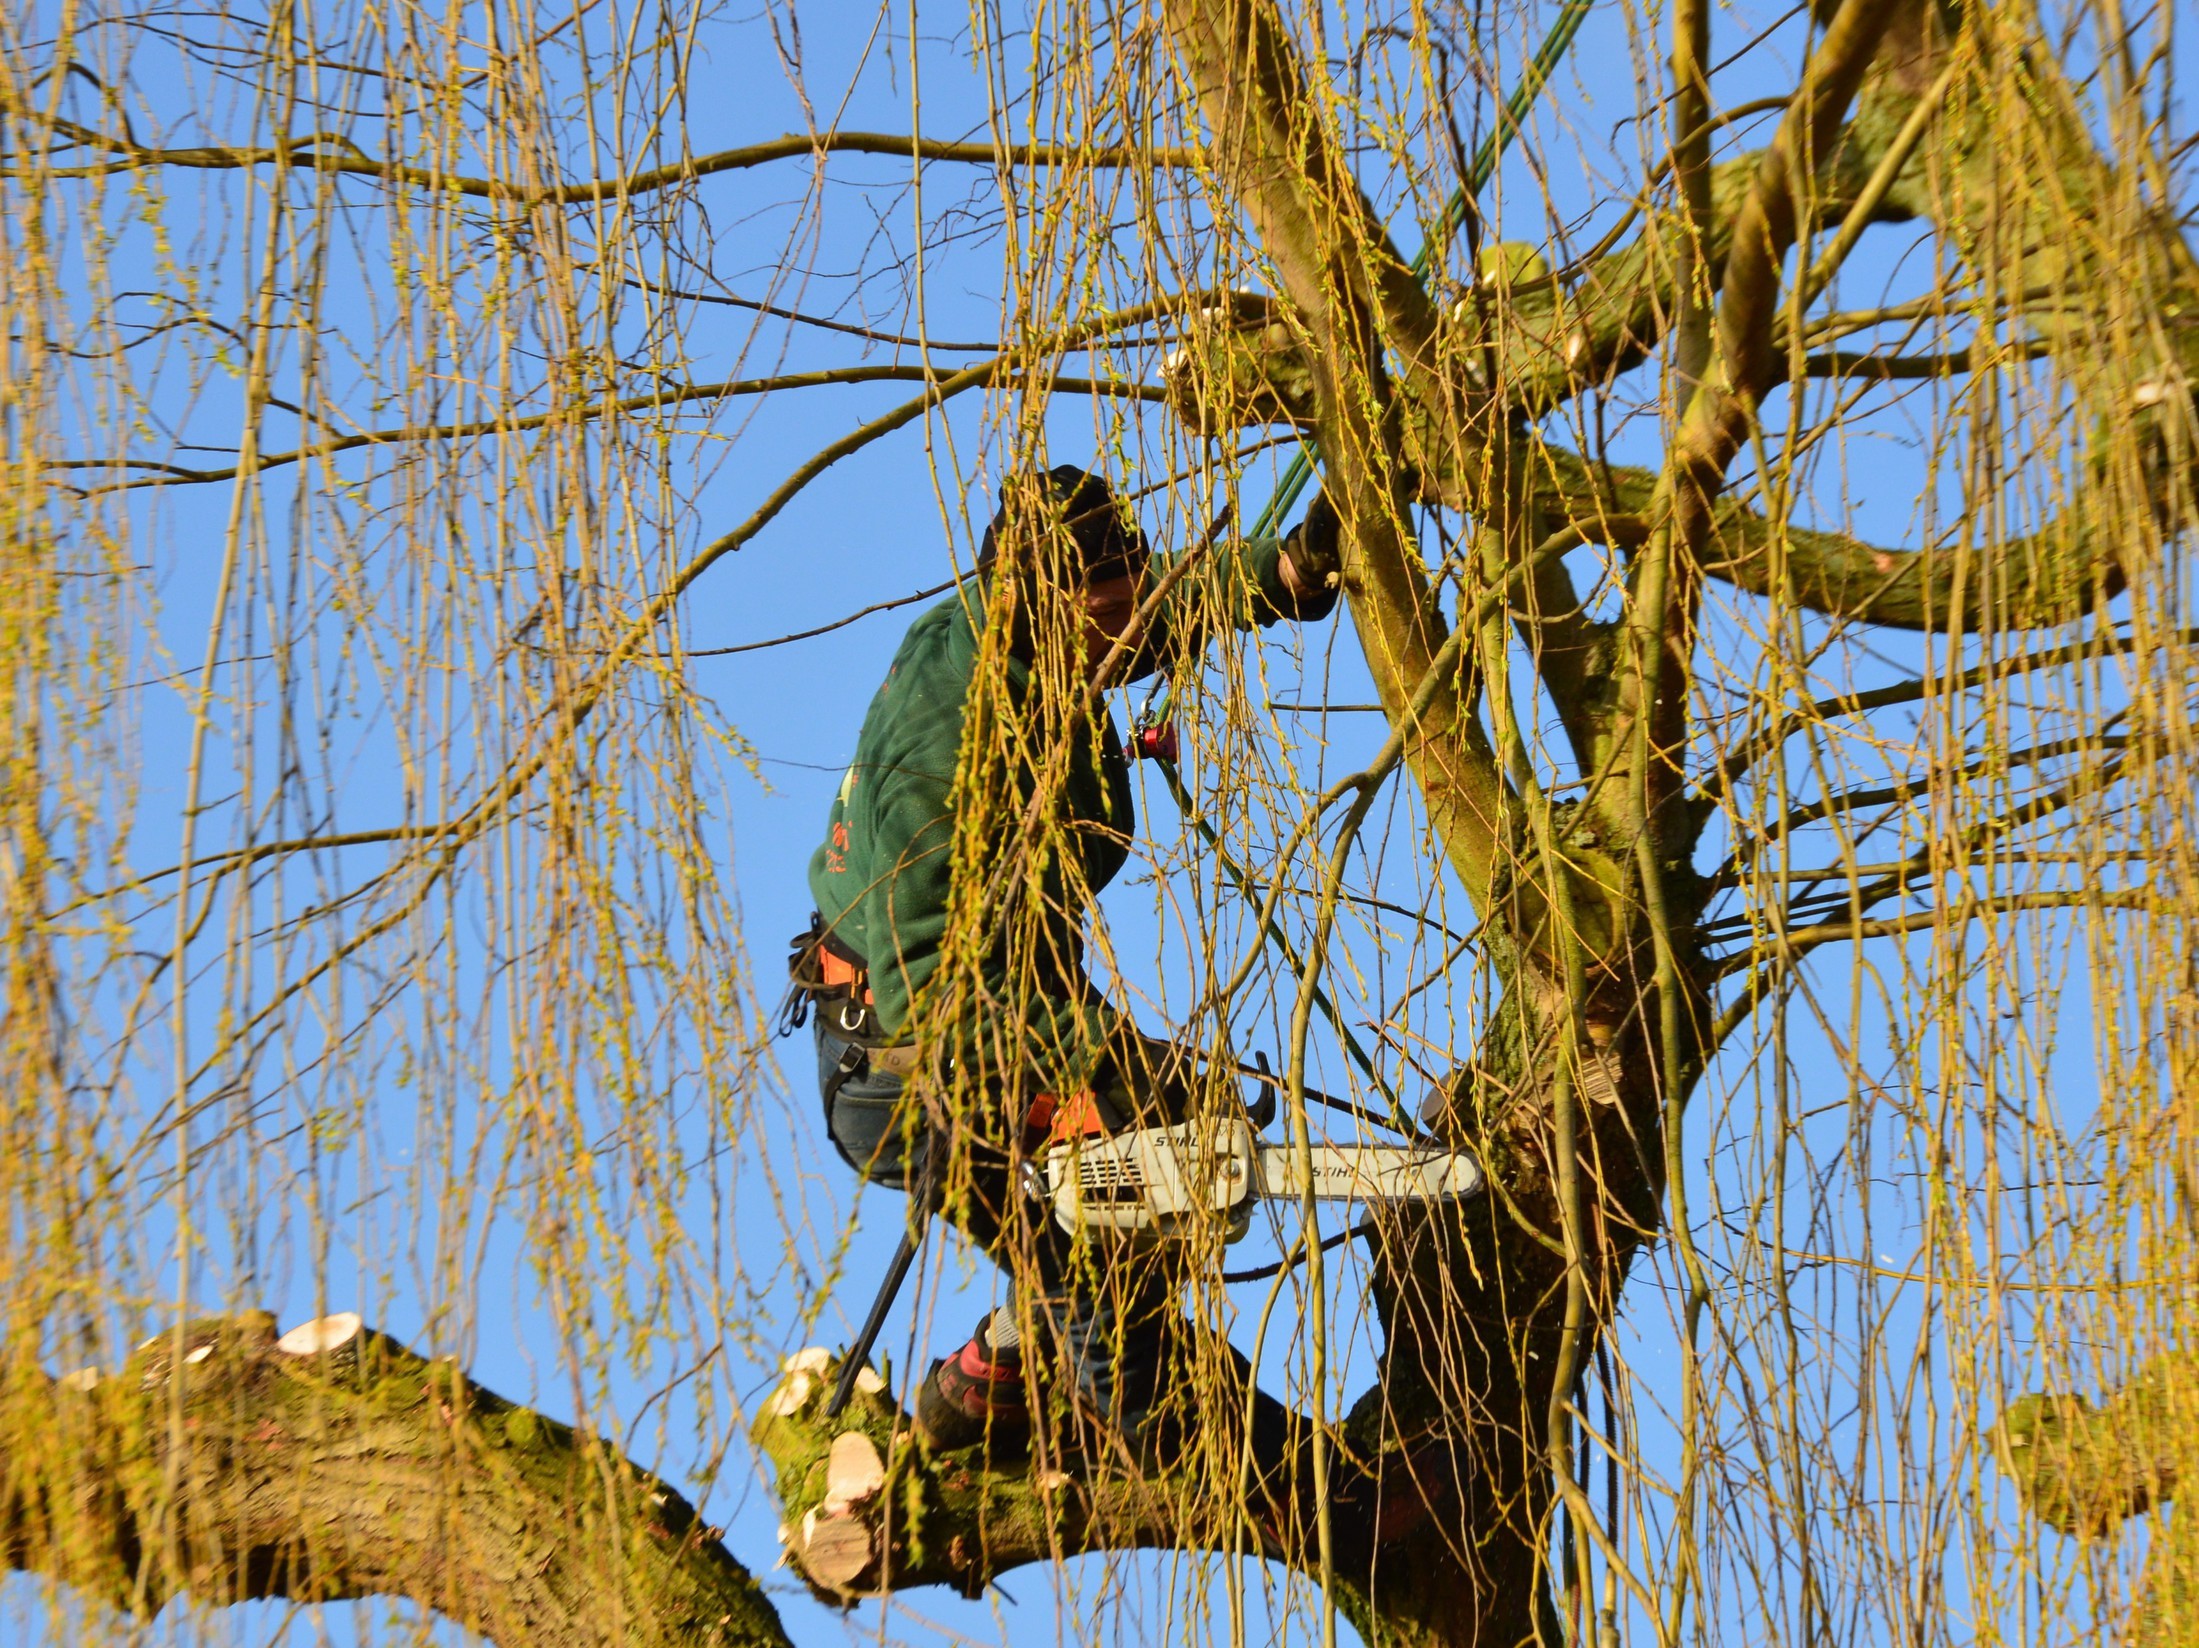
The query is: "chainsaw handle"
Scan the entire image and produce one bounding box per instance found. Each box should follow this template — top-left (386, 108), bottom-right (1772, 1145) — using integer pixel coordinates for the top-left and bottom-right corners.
top-left (1244, 1051), bottom-right (1278, 1130)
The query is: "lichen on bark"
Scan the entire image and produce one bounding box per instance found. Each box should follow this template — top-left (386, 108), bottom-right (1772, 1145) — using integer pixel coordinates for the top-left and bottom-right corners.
top-left (0, 1311), bottom-right (785, 1648)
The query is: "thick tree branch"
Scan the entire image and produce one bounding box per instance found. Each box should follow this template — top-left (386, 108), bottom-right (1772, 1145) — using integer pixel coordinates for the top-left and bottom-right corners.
top-left (0, 1313), bottom-right (787, 1648)
top-left (1157, 4), bottom-right (1436, 364)
top-left (1697, 506), bottom-right (2132, 629)
top-left (749, 1347), bottom-right (1406, 1600)
top-left (1537, 442), bottom-right (2138, 630)
top-left (1162, 0), bottom-right (1511, 919)
top-left (1698, 0), bottom-right (1915, 414)
top-left (1158, 133), bottom-right (1926, 473)
top-left (1590, 0), bottom-right (1910, 864)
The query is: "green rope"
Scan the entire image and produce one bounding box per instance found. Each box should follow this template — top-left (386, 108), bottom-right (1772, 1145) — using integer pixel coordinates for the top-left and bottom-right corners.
top-left (1240, 0), bottom-right (1598, 544)
top-left (1151, 0), bottom-right (1595, 1118)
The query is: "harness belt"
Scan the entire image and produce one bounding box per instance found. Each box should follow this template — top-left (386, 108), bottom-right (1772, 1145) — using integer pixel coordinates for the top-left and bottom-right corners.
top-left (783, 911), bottom-right (919, 1120)
top-left (785, 911), bottom-right (1104, 1153)
top-left (815, 944), bottom-right (872, 1004)
top-left (782, 910), bottom-right (878, 1036)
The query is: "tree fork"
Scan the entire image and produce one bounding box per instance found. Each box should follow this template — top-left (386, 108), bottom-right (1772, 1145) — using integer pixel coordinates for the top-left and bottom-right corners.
top-left (751, 1345), bottom-right (1398, 1601)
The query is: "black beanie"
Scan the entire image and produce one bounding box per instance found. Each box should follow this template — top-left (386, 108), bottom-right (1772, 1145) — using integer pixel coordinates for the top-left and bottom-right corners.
top-left (978, 465), bottom-right (1148, 583)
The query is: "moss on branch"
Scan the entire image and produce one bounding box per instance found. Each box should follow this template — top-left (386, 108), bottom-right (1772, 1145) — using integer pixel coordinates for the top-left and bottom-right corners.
top-left (748, 1344), bottom-right (1390, 1601)
top-left (1994, 1359), bottom-right (2199, 1647)
top-left (0, 1312), bottom-right (786, 1648)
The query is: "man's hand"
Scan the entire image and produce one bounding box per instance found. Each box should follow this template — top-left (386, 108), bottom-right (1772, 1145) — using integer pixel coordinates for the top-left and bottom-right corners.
top-left (1279, 491), bottom-right (1341, 614)
top-left (1101, 1026), bottom-right (1239, 1126)
top-left (1282, 491), bottom-right (1341, 587)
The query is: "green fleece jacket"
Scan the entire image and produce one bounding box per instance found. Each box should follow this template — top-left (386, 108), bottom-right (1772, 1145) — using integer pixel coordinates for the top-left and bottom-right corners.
top-left (807, 534), bottom-right (1331, 1081)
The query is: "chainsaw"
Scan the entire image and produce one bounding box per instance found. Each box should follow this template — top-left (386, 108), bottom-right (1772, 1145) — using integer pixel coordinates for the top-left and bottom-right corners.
top-left (1042, 1109), bottom-right (1485, 1236)
top-left (823, 1063), bottom-right (1484, 1417)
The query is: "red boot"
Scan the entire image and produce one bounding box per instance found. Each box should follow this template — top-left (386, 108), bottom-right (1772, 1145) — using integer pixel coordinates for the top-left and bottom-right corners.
top-left (913, 1310), bottom-right (1029, 1454)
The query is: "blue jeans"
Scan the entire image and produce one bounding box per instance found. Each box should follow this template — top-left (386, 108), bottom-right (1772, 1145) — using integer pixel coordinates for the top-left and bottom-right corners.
top-left (812, 1015), bottom-right (1176, 1438)
top-left (815, 1014), bottom-right (929, 1190)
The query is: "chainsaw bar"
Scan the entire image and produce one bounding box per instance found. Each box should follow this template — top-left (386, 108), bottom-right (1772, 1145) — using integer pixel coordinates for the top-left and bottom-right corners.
top-left (1253, 1140), bottom-right (1485, 1206)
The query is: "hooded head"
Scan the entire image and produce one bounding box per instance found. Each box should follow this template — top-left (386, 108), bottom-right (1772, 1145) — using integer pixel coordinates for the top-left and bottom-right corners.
top-left (978, 465), bottom-right (1149, 586)
top-left (976, 465), bottom-right (1150, 680)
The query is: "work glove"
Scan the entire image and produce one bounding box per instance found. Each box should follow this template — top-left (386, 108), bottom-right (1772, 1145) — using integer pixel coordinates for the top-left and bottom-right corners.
top-left (1099, 1025), bottom-right (1234, 1127)
top-left (1280, 490), bottom-right (1342, 619)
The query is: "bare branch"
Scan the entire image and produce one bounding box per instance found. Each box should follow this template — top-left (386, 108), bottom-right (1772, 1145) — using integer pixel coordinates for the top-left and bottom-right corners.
top-left (609, 276), bottom-right (1002, 352)
top-left (19, 108), bottom-right (1205, 203)
top-left (1712, 724), bottom-right (2131, 878)
top-left (1707, 887), bottom-right (2146, 981)
top-left (688, 577), bottom-right (964, 657)
top-left (61, 369), bottom-right (1173, 494)
top-left (1800, 342), bottom-right (2051, 378)
top-left (1698, 625), bottom-right (2199, 810)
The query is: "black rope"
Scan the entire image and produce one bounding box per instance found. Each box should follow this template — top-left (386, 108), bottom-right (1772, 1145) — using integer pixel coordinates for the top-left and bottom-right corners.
top-left (1221, 1217), bottom-right (1377, 1283)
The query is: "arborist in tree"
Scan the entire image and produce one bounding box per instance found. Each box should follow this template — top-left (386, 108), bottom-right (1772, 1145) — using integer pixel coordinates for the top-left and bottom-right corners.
top-left (784, 463), bottom-right (1340, 1460)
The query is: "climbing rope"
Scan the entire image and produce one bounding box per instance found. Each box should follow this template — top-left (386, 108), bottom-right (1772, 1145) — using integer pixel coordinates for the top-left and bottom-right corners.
top-left (1139, 0), bottom-right (1597, 1131)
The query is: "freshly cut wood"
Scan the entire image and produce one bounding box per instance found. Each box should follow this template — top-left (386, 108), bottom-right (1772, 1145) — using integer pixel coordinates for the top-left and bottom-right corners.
top-left (761, 1372), bottom-right (816, 1417)
top-left (823, 1431), bottom-right (886, 1509)
top-left (275, 1313), bottom-right (363, 1355)
top-left (798, 1507), bottom-right (878, 1590)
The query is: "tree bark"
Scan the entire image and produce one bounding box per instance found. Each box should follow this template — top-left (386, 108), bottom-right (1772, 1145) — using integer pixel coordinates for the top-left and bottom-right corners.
top-left (0, 1312), bottom-right (788, 1648)
top-left (1993, 1359), bottom-right (2199, 1647)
